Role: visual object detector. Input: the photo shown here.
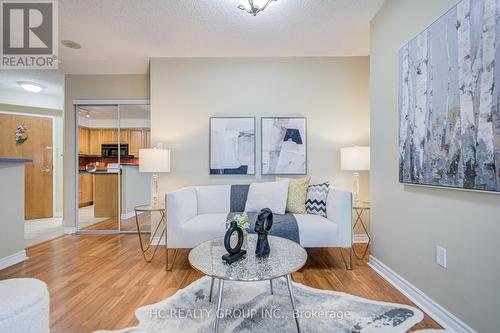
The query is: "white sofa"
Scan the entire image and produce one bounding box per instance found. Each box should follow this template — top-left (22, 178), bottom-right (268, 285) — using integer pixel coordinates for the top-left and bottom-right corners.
top-left (166, 185), bottom-right (353, 268)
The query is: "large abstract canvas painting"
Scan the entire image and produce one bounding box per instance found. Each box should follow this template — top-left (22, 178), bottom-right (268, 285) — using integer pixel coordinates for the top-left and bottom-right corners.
top-left (210, 117), bottom-right (255, 175)
top-left (398, 0), bottom-right (500, 192)
top-left (262, 117), bottom-right (307, 175)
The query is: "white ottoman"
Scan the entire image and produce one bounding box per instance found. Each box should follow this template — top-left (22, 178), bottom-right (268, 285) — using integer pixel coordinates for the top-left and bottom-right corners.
top-left (0, 278), bottom-right (50, 333)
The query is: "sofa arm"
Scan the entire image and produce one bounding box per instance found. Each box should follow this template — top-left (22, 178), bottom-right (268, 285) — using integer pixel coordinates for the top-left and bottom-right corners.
top-left (166, 187), bottom-right (197, 247)
top-left (326, 188), bottom-right (353, 247)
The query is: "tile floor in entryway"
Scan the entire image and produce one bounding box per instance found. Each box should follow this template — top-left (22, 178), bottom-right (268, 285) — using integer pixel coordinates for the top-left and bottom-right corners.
top-left (25, 217), bottom-right (64, 247)
top-left (78, 204), bottom-right (108, 229)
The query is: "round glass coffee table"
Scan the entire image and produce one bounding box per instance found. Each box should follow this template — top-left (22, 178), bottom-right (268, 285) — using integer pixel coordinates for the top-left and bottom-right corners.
top-left (189, 234), bottom-right (307, 333)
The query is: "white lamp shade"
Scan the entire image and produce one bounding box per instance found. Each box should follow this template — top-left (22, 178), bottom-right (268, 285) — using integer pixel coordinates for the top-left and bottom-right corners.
top-left (341, 146), bottom-right (370, 171)
top-left (139, 148), bottom-right (171, 173)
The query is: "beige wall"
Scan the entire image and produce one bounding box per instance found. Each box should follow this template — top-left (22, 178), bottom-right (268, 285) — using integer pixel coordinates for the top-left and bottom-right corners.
top-left (0, 89), bottom-right (62, 110)
top-left (63, 75), bottom-right (150, 228)
top-left (370, 1), bottom-right (500, 331)
top-left (0, 163), bottom-right (25, 260)
top-left (151, 57), bottom-right (370, 211)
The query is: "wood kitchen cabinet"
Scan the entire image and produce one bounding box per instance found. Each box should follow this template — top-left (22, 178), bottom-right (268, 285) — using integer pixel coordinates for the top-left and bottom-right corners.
top-left (101, 129), bottom-right (116, 144)
top-left (129, 129), bottom-right (143, 156)
top-left (101, 129), bottom-right (129, 144)
top-left (129, 128), bottom-right (151, 156)
top-left (119, 129), bottom-right (129, 144)
top-left (80, 127), bottom-right (151, 156)
top-left (78, 127), bottom-right (90, 155)
top-left (94, 173), bottom-right (120, 217)
top-left (78, 173), bottom-right (93, 207)
top-left (144, 129), bottom-right (151, 148)
top-left (89, 129), bottom-right (102, 155)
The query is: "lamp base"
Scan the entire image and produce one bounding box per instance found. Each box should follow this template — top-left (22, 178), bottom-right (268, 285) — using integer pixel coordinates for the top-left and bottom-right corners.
top-left (353, 172), bottom-right (360, 203)
top-left (152, 173), bottom-right (159, 207)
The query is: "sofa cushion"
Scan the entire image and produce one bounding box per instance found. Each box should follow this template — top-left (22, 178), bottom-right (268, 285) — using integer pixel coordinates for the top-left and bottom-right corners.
top-left (167, 187), bottom-right (198, 228)
top-left (181, 213), bottom-right (228, 247)
top-left (276, 176), bottom-right (310, 214)
top-left (195, 185), bottom-right (230, 214)
top-left (245, 180), bottom-right (289, 215)
top-left (293, 213), bottom-right (338, 247)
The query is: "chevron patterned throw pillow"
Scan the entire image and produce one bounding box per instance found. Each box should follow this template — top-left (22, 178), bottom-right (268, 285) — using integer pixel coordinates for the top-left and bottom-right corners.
top-left (305, 182), bottom-right (330, 217)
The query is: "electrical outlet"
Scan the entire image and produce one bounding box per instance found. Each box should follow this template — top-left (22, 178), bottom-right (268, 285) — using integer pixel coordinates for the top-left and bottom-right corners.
top-left (436, 246), bottom-right (447, 268)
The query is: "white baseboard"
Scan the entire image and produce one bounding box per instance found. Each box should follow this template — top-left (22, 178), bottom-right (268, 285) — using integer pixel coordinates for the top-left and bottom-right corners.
top-left (64, 227), bottom-right (77, 234)
top-left (368, 255), bottom-right (476, 333)
top-left (0, 250), bottom-right (28, 270)
top-left (353, 234), bottom-right (369, 243)
top-left (151, 236), bottom-right (166, 246)
top-left (54, 211), bottom-right (63, 218)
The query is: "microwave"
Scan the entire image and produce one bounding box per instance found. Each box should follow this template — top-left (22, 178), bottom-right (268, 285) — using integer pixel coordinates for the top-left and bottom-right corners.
top-left (101, 144), bottom-right (132, 158)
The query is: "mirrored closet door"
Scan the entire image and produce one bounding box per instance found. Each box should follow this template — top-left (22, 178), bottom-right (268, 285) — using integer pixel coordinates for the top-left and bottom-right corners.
top-left (75, 100), bottom-right (151, 234)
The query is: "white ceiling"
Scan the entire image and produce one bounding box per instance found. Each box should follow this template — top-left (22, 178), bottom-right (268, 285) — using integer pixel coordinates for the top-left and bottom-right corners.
top-left (0, 0), bottom-right (384, 103)
top-left (0, 70), bottom-right (63, 97)
top-left (77, 105), bottom-right (150, 119)
top-left (0, 69), bottom-right (64, 109)
top-left (59, 0), bottom-right (385, 74)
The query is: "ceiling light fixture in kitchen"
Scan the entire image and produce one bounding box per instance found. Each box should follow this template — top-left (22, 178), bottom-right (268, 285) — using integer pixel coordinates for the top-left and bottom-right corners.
top-left (17, 81), bottom-right (44, 93)
top-left (238, 0), bottom-right (277, 16)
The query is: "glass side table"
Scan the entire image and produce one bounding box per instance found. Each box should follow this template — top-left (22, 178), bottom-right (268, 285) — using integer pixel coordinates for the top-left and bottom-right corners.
top-left (134, 204), bottom-right (175, 271)
top-left (352, 201), bottom-right (371, 259)
top-left (189, 235), bottom-right (307, 333)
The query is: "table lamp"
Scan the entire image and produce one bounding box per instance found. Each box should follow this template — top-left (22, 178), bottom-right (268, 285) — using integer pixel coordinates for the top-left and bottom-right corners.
top-left (341, 146), bottom-right (370, 203)
top-left (139, 147), bottom-right (170, 207)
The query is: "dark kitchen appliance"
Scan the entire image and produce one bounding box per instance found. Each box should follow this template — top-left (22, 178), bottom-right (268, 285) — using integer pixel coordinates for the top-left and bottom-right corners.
top-left (101, 144), bottom-right (134, 158)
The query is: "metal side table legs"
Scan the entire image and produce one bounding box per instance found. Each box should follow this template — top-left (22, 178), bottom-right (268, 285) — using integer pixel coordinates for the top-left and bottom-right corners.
top-left (352, 204), bottom-right (371, 260)
top-left (134, 204), bottom-right (174, 270)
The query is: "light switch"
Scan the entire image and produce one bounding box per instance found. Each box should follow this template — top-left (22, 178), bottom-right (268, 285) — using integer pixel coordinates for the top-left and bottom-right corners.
top-left (436, 246), bottom-right (447, 268)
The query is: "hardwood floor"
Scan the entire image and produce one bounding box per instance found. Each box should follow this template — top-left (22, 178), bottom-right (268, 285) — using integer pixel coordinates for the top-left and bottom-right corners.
top-left (0, 234), bottom-right (441, 332)
top-left (82, 212), bottom-right (152, 231)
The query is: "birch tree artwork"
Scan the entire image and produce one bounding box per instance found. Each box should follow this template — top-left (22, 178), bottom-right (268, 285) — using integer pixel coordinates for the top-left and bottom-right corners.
top-left (398, 0), bottom-right (500, 192)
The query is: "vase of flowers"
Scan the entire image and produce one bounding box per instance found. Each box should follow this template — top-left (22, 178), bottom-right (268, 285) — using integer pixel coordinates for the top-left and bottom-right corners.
top-left (227, 213), bottom-right (250, 251)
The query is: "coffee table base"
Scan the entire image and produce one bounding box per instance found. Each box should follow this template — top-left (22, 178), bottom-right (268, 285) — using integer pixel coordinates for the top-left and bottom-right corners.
top-left (210, 275), bottom-right (300, 333)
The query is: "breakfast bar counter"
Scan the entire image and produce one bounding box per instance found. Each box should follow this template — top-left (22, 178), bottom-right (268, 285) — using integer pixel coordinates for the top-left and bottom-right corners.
top-left (0, 158), bottom-right (32, 268)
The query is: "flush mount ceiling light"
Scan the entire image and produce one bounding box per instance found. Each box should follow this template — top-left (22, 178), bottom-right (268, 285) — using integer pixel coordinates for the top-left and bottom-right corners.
top-left (17, 81), bottom-right (44, 93)
top-left (238, 0), bottom-right (277, 16)
top-left (61, 40), bottom-right (82, 49)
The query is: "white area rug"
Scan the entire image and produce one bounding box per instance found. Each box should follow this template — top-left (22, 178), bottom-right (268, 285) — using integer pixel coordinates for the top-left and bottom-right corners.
top-left (95, 276), bottom-right (424, 333)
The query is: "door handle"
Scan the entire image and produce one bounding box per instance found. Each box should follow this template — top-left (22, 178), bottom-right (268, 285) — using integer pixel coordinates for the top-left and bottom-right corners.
top-left (42, 166), bottom-right (51, 173)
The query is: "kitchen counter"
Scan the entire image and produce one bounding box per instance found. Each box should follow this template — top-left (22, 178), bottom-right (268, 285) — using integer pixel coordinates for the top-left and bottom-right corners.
top-left (79, 170), bottom-right (121, 174)
top-left (79, 164), bottom-right (138, 174)
top-left (80, 164), bottom-right (147, 218)
top-left (0, 161), bottom-right (28, 267)
top-left (0, 158), bottom-right (32, 163)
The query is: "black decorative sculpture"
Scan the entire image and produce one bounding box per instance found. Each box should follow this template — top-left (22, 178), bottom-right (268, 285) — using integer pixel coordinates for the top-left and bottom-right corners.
top-left (254, 208), bottom-right (273, 257)
top-left (222, 221), bottom-right (247, 264)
